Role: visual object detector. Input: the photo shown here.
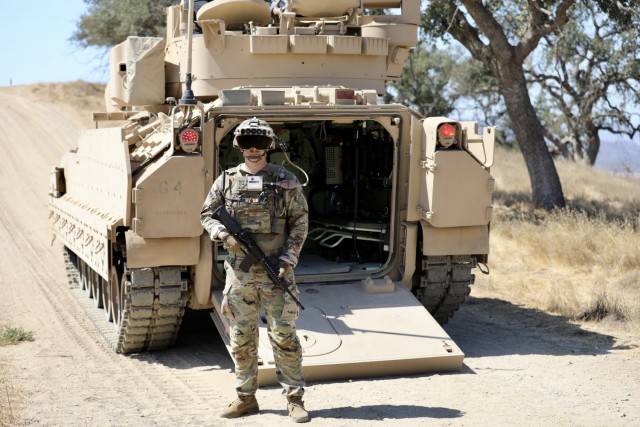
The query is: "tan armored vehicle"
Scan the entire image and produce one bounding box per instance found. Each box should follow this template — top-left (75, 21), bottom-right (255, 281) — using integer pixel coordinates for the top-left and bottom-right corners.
top-left (49, 0), bottom-right (495, 383)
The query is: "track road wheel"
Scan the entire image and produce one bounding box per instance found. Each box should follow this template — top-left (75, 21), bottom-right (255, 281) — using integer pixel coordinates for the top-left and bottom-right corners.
top-left (101, 269), bottom-right (112, 321)
top-left (77, 258), bottom-right (86, 291)
top-left (110, 268), bottom-right (123, 329)
top-left (91, 269), bottom-right (103, 308)
top-left (81, 260), bottom-right (92, 298)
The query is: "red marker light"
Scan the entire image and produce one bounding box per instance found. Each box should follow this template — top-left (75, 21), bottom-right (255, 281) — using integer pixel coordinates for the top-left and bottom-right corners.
top-left (436, 123), bottom-right (458, 148)
top-left (180, 129), bottom-right (199, 143)
top-left (438, 123), bottom-right (456, 138)
top-left (178, 128), bottom-right (200, 152)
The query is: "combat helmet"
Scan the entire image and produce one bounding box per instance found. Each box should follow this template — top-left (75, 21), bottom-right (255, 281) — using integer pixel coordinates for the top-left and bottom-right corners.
top-left (233, 117), bottom-right (276, 150)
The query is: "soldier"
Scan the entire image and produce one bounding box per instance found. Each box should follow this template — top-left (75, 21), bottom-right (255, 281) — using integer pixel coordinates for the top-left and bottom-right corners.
top-left (270, 0), bottom-right (287, 20)
top-left (201, 118), bottom-right (310, 423)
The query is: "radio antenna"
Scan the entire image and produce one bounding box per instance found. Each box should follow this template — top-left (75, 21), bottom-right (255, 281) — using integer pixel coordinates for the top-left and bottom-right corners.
top-left (179, 0), bottom-right (197, 105)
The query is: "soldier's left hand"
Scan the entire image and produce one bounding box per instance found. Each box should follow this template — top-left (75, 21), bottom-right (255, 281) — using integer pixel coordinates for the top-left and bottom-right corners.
top-left (221, 295), bottom-right (234, 320)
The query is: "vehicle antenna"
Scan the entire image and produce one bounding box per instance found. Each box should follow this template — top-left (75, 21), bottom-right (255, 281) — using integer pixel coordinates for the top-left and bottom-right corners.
top-left (179, 0), bottom-right (197, 105)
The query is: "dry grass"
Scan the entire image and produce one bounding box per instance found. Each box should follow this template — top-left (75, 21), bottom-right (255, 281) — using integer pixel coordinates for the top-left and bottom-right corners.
top-left (475, 147), bottom-right (640, 335)
top-left (0, 325), bottom-right (32, 425)
top-left (0, 359), bottom-right (24, 427)
top-left (0, 325), bottom-right (34, 347)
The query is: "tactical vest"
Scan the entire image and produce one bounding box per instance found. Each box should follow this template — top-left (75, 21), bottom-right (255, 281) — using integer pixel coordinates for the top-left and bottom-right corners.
top-left (221, 164), bottom-right (289, 253)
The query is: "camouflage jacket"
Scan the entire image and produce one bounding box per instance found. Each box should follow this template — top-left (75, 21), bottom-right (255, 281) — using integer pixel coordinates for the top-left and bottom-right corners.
top-left (201, 163), bottom-right (308, 267)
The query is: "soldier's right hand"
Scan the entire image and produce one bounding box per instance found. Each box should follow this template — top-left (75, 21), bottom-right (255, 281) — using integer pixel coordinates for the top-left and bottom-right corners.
top-left (220, 232), bottom-right (242, 254)
top-left (278, 260), bottom-right (293, 279)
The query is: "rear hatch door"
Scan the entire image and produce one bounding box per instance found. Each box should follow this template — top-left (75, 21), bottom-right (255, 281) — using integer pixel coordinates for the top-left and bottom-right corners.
top-left (211, 279), bottom-right (463, 385)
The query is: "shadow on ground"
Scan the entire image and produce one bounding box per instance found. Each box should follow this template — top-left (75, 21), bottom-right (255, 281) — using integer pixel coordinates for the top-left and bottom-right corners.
top-left (445, 296), bottom-right (618, 358)
top-left (130, 308), bottom-right (232, 371)
top-left (259, 404), bottom-right (463, 421)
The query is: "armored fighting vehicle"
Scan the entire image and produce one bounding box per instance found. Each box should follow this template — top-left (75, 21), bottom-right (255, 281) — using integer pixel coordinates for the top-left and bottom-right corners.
top-left (49, 0), bottom-right (495, 383)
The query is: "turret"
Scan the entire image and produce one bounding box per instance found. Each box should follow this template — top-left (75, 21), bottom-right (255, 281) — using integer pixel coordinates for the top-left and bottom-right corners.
top-left (106, 0), bottom-right (420, 109)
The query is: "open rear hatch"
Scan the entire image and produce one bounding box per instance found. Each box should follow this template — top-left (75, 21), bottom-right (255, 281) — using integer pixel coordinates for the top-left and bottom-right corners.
top-left (210, 116), bottom-right (464, 383)
top-left (210, 278), bottom-right (463, 385)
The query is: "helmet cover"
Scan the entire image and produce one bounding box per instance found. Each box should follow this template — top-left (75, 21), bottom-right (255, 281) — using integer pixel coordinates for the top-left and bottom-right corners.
top-left (233, 117), bottom-right (275, 150)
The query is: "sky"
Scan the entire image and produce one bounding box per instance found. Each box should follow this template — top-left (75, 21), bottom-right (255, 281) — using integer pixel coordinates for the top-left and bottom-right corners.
top-left (0, 0), bottom-right (108, 87)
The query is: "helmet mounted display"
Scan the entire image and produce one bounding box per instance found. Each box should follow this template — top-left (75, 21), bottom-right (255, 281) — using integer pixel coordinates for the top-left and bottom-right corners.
top-left (233, 117), bottom-right (275, 150)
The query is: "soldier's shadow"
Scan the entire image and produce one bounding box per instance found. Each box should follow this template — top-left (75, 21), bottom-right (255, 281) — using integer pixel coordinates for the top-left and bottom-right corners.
top-left (259, 404), bottom-right (463, 420)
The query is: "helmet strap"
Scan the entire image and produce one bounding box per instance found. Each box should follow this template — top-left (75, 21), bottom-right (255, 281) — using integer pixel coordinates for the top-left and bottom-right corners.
top-left (241, 149), bottom-right (267, 163)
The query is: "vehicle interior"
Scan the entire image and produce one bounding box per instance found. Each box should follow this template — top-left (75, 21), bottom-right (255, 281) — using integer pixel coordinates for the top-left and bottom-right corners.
top-left (215, 118), bottom-right (397, 281)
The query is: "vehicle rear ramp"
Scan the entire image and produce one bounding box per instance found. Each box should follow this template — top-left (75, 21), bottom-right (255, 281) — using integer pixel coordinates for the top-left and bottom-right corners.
top-left (210, 278), bottom-right (464, 385)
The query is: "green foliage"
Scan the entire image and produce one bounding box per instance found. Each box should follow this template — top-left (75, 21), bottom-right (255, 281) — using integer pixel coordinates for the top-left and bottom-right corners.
top-left (388, 44), bottom-right (460, 117)
top-left (593, 0), bottom-right (640, 25)
top-left (72, 0), bottom-right (175, 48)
top-left (0, 325), bottom-right (34, 346)
top-left (420, 0), bottom-right (460, 39)
top-left (530, 0), bottom-right (640, 163)
top-left (454, 58), bottom-right (502, 114)
top-left (421, 0), bottom-right (538, 42)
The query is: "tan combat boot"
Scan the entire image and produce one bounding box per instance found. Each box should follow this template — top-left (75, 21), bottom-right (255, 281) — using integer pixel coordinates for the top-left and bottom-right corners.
top-left (220, 394), bottom-right (259, 418)
top-left (287, 396), bottom-right (309, 423)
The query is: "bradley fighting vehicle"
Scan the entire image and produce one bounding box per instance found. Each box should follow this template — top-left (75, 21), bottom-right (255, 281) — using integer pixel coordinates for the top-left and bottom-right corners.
top-left (49, 0), bottom-right (495, 384)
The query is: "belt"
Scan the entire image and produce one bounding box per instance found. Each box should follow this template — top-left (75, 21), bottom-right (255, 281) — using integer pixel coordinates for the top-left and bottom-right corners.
top-left (228, 248), bottom-right (283, 272)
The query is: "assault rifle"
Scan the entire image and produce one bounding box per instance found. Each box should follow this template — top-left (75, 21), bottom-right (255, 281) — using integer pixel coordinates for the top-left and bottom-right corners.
top-left (212, 205), bottom-right (305, 310)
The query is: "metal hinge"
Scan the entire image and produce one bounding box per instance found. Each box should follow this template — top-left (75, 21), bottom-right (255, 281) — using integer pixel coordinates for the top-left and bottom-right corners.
top-left (132, 218), bottom-right (143, 234)
top-left (420, 158), bottom-right (436, 173)
top-left (132, 188), bottom-right (142, 203)
top-left (417, 206), bottom-right (434, 221)
top-left (488, 178), bottom-right (495, 193)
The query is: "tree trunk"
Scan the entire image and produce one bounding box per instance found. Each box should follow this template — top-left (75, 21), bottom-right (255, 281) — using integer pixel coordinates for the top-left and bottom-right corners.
top-left (499, 64), bottom-right (566, 209)
top-left (585, 122), bottom-right (600, 166)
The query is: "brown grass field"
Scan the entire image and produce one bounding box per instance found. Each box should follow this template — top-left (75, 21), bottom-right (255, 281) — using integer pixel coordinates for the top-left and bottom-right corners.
top-left (476, 147), bottom-right (640, 335)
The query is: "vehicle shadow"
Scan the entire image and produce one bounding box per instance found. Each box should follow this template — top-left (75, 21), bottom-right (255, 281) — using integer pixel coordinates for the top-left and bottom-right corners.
top-left (130, 308), bottom-right (233, 371)
top-left (444, 296), bottom-right (621, 358)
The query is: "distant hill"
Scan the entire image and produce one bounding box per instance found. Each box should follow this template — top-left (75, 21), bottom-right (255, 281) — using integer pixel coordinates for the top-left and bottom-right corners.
top-left (596, 138), bottom-right (640, 175)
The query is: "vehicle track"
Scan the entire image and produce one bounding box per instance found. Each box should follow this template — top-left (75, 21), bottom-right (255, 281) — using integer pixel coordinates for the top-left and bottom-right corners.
top-left (414, 255), bottom-right (474, 323)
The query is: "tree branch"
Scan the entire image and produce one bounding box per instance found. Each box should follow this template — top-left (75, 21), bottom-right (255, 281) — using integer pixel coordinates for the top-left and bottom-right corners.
top-left (517, 0), bottom-right (576, 63)
top-left (460, 0), bottom-right (514, 63)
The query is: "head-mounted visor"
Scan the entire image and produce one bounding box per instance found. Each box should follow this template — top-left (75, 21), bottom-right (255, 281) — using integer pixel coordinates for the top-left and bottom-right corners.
top-left (235, 135), bottom-right (272, 150)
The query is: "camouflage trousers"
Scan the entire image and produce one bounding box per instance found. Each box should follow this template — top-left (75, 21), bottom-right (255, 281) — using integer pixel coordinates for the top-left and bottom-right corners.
top-left (223, 258), bottom-right (305, 397)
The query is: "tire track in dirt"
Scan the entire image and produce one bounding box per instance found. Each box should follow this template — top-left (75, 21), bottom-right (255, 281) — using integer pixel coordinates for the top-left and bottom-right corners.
top-left (0, 84), bottom-right (228, 425)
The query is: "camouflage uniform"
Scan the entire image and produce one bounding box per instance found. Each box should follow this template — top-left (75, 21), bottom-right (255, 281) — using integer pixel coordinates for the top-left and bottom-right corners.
top-left (201, 163), bottom-right (308, 397)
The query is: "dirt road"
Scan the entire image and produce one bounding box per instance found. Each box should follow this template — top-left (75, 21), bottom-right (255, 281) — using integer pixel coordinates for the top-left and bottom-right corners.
top-left (0, 84), bottom-right (638, 426)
